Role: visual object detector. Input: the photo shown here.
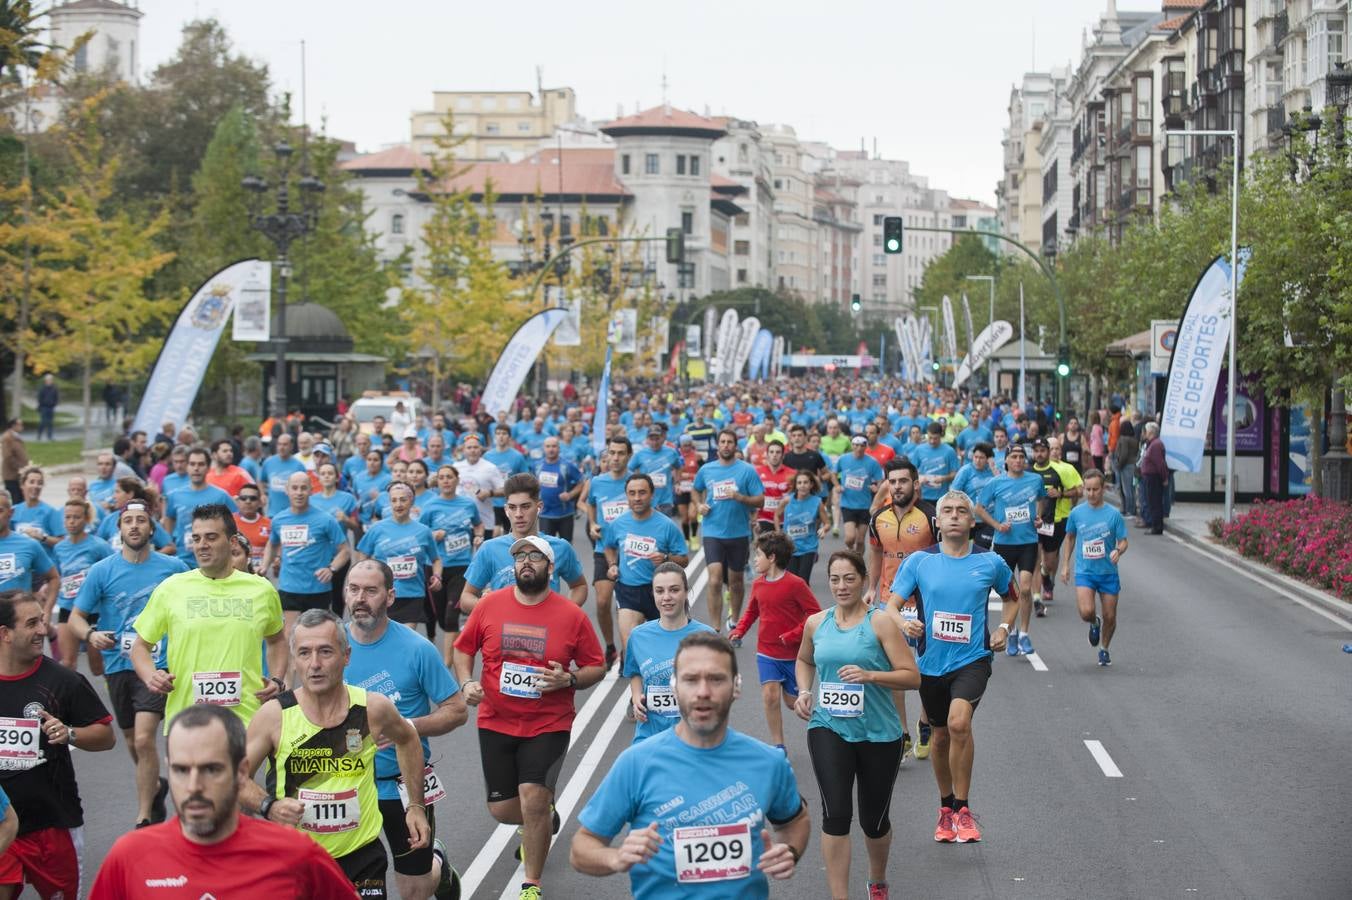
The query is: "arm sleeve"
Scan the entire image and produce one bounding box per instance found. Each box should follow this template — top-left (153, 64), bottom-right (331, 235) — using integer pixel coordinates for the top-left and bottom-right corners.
top-left (66, 670), bottom-right (114, 727)
top-left (559, 546), bottom-right (584, 584)
top-left (731, 585), bottom-right (761, 635)
top-left (73, 564), bottom-right (103, 614)
top-left (259, 584), bottom-right (284, 636)
top-left (421, 641), bottom-right (460, 702)
top-left (660, 520), bottom-right (686, 555)
top-left (1064, 509), bottom-right (1079, 538)
top-left (452, 603), bottom-right (483, 656)
top-left (356, 530), bottom-right (374, 556)
top-left (890, 554), bottom-right (918, 601)
top-left (777, 581), bottom-right (820, 648)
top-left (463, 548), bottom-right (490, 589)
top-left (134, 586), bottom-right (169, 644)
top-left (577, 750), bottom-right (638, 840)
top-left (766, 753), bottom-right (805, 824)
top-left (572, 608), bottom-right (605, 668)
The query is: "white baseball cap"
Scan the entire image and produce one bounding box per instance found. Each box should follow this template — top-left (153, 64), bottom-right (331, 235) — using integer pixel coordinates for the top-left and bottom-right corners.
top-left (509, 535), bottom-right (554, 565)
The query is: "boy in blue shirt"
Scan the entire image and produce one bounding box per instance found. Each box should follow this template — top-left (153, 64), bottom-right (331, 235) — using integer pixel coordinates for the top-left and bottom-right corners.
top-left (1060, 469), bottom-right (1129, 666)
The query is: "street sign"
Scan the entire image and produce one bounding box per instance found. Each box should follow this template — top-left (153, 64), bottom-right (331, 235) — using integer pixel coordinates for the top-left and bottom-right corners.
top-left (1151, 319), bottom-right (1178, 375)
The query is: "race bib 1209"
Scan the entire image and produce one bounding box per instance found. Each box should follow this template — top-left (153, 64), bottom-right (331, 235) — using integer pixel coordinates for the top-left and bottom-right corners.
top-left (674, 823), bottom-right (752, 883)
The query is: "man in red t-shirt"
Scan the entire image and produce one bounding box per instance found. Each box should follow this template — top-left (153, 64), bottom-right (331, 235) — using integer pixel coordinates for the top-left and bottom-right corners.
top-left (728, 532), bottom-right (820, 749)
top-left (754, 439), bottom-right (794, 534)
top-left (453, 535), bottom-right (605, 899)
top-left (205, 439), bottom-right (256, 499)
top-left (231, 485), bottom-right (270, 573)
top-left (89, 705), bottom-right (356, 899)
top-left (863, 422), bottom-right (896, 468)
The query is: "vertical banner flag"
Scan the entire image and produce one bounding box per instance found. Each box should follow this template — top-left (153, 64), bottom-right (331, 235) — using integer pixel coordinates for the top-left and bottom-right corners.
top-left (230, 262), bottom-right (272, 342)
top-left (665, 341), bottom-right (683, 381)
top-left (652, 316), bottom-right (670, 363)
top-left (613, 308), bottom-right (638, 354)
top-left (730, 316), bottom-right (761, 383)
top-left (481, 308), bottom-right (570, 418)
top-left (953, 321), bottom-right (1014, 385)
top-left (551, 288), bottom-right (581, 346)
top-left (592, 346), bottom-right (613, 455)
top-left (1161, 250), bottom-right (1251, 473)
top-left (747, 328), bottom-right (774, 380)
top-left (961, 294), bottom-right (976, 363)
top-left (1018, 282), bottom-right (1027, 409)
top-left (703, 306), bottom-right (718, 361)
top-left (941, 295), bottom-right (958, 366)
top-left (893, 317), bottom-right (910, 379)
top-left (134, 258), bottom-right (267, 436)
top-left (712, 309), bottom-right (739, 382)
top-left (686, 324), bottom-right (703, 358)
top-left (771, 335), bottom-right (784, 379)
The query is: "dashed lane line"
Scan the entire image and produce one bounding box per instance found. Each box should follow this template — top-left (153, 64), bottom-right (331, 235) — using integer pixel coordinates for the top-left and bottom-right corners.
top-left (1084, 739), bottom-right (1124, 777)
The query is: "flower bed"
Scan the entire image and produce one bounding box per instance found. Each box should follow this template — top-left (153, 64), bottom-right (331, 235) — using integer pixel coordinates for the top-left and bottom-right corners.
top-left (1209, 497), bottom-right (1352, 601)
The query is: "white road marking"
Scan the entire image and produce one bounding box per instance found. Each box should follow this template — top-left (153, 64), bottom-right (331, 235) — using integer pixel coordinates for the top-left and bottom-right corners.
top-left (1165, 533), bottom-right (1352, 631)
top-left (1025, 651), bottom-right (1049, 672)
top-left (1084, 739), bottom-right (1123, 777)
top-left (495, 686), bottom-right (634, 899)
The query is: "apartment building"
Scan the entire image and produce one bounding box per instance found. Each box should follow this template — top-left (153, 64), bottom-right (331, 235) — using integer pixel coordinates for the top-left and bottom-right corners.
top-left (1037, 67), bottom-right (1075, 251)
top-left (998, 71), bottom-right (1061, 252)
top-left (711, 119), bottom-right (776, 289)
top-left (409, 86), bottom-right (578, 160)
top-left (1247, 0), bottom-right (1349, 159)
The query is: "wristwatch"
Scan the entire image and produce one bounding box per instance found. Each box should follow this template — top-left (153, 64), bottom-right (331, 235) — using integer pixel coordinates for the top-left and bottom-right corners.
top-left (568, 672), bottom-right (578, 689)
top-left (258, 795), bottom-right (276, 820)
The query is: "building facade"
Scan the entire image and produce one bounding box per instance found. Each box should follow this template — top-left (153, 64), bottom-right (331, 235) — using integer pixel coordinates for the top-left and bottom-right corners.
top-left (410, 86), bottom-right (579, 160)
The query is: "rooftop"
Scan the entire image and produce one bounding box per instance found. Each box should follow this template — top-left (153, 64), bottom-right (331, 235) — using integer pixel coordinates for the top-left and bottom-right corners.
top-left (601, 106), bottom-right (727, 140)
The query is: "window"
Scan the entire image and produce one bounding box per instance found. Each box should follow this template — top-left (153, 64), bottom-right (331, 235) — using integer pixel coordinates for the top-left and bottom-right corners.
top-left (507, 96), bottom-right (522, 110)
top-left (485, 122), bottom-right (500, 134)
top-left (737, 268), bottom-right (748, 283)
top-left (73, 43), bottom-right (88, 71)
top-left (734, 240), bottom-right (750, 255)
top-left (952, 214), bottom-right (967, 228)
top-left (391, 213), bottom-right (404, 235)
top-left (676, 155), bottom-right (686, 175)
top-left (1135, 145), bottom-right (1151, 196)
top-left (598, 217), bottom-right (610, 237)
top-left (872, 254), bottom-right (886, 266)
top-left (621, 154), bottom-right (630, 175)
top-left (738, 143), bottom-right (748, 161)
top-left (1134, 75), bottom-right (1153, 136)
top-left (455, 97), bottom-right (472, 111)
top-left (645, 154), bottom-right (660, 174)
top-left (690, 155), bottom-right (700, 176)
top-left (873, 214), bottom-right (884, 225)
top-left (872, 274), bottom-right (886, 288)
top-left (734, 214), bottom-right (750, 227)
top-left (518, 122), bottom-right (532, 132)
top-left (681, 211), bottom-right (694, 234)
top-left (873, 234), bottom-right (883, 246)
top-left (773, 179), bottom-right (783, 189)
top-left (481, 97), bottom-right (497, 110)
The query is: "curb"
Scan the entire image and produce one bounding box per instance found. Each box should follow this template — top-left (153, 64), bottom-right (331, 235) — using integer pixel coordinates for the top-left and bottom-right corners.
top-left (1165, 523), bottom-right (1352, 625)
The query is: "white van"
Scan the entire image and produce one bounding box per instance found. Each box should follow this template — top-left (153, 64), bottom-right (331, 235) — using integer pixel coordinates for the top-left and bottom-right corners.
top-left (349, 391), bottom-right (421, 436)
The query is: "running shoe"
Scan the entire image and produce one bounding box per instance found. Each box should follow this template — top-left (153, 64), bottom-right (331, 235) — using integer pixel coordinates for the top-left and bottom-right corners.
top-left (134, 819), bottom-right (151, 829)
top-left (914, 721), bottom-right (932, 759)
top-left (1006, 630), bottom-right (1021, 656)
top-left (867, 882), bottom-right (890, 900)
top-left (1088, 616), bottom-right (1101, 647)
top-left (1033, 597), bottom-right (1046, 618)
top-left (150, 776), bottom-right (169, 823)
top-left (953, 806), bottom-right (982, 843)
top-left (933, 807), bottom-right (958, 842)
top-left (1018, 633), bottom-right (1034, 656)
top-left (1098, 648), bottom-right (1112, 667)
top-left (691, 534), bottom-right (700, 550)
top-left (519, 885), bottom-right (542, 900)
top-left (832, 525), bottom-right (839, 538)
top-left (900, 732), bottom-right (913, 761)
top-left (432, 839), bottom-right (461, 900)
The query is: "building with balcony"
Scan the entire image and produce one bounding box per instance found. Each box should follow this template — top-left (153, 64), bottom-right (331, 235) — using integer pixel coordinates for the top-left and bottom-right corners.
top-left (1037, 67), bottom-right (1075, 252)
top-left (711, 119), bottom-right (777, 289)
top-left (1166, 0), bottom-right (1248, 189)
top-left (410, 85), bottom-right (579, 161)
top-left (1247, 1), bottom-right (1348, 159)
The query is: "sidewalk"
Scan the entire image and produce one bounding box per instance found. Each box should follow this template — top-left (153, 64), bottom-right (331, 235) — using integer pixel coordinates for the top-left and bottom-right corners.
top-left (1161, 500), bottom-right (1352, 625)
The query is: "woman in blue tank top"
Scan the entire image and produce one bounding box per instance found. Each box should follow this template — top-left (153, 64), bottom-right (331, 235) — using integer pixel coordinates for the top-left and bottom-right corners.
top-left (794, 550), bottom-right (920, 900)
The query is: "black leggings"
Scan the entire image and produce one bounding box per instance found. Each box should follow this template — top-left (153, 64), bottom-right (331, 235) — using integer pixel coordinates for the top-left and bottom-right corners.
top-left (807, 727), bottom-right (902, 838)
top-left (786, 552), bottom-right (817, 584)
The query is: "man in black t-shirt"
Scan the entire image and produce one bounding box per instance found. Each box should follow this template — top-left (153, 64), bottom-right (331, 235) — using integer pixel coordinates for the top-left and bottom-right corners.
top-left (0, 590), bottom-right (115, 899)
top-left (783, 424), bottom-right (831, 501)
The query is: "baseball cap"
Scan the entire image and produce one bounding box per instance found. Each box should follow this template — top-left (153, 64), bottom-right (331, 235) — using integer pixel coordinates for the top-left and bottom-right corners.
top-left (509, 535), bottom-right (555, 565)
top-left (313, 442), bottom-right (333, 456)
top-left (1032, 438), bottom-right (1050, 449)
top-left (647, 425), bottom-right (664, 438)
top-left (403, 426), bottom-right (419, 441)
top-left (851, 435), bottom-right (867, 445)
top-left (679, 434), bottom-right (693, 444)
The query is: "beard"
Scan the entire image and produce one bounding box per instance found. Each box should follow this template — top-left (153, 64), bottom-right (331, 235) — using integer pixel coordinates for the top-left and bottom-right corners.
top-left (178, 792), bottom-right (232, 838)
top-left (516, 565), bottom-right (550, 593)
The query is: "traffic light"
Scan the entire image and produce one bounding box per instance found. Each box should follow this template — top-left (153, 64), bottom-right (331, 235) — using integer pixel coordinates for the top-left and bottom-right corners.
top-left (932, 360), bottom-right (941, 372)
top-left (1057, 344), bottom-right (1072, 378)
top-left (665, 227), bottom-right (685, 264)
top-left (850, 294), bottom-right (861, 313)
top-left (883, 216), bottom-right (904, 254)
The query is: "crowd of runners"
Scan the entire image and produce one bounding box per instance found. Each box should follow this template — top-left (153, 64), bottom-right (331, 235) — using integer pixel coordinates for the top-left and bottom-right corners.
top-left (0, 373), bottom-right (1140, 899)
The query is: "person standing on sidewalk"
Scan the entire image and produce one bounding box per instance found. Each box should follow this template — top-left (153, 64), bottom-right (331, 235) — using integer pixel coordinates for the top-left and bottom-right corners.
top-left (1112, 422), bottom-right (1140, 522)
top-left (2, 419), bottom-right (28, 503)
top-left (1138, 423), bottom-right (1168, 535)
top-left (37, 375), bottom-right (59, 442)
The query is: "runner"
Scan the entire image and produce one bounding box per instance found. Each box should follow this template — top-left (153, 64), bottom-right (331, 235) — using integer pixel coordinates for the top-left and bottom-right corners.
top-left (775, 470), bottom-right (830, 583)
top-left (794, 550), bottom-right (919, 900)
top-left (419, 464), bottom-right (484, 665)
top-left (453, 433), bottom-right (504, 530)
top-left (1059, 469), bottom-right (1128, 666)
top-left (891, 490), bottom-right (1019, 845)
top-left (162, 448), bottom-right (237, 568)
top-left (353, 447), bottom-right (393, 526)
top-left (10, 467), bottom-right (62, 559)
top-left (818, 419), bottom-right (850, 536)
top-left (754, 440), bottom-right (794, 536)
top-left (834, 436), bottom-right (884, 555)
top-left (355, 482), bottom-right (441, 636)
top-left (0, 590), bottom-right (116, 900)
top-left (630, 425), bottom-right (681, 517)
top-left (345, 560), bottom-right (467, 899)
top-left (205, 438), bottom-right (256, 498)
top-left (867, 458), bottom-right (937, 759)
top-left (0, 491), bottom-right (58, 614)
top-left (691, 429), bottom-right (765, 633)
top-left (586, 437), bottom-right (633, 667)
top-left (240, 609), bottom-right (432, 900)
top-left (533, 437), bottom-right (586, 542)
top-left (51, 499), bottom-right (114, 671)
top-left (571, 631), bottom-right (810, 899)
top-left (973, 446), bottom-right (1044, 656)
top-left (1033, 437), bottom-right (1082, 613)
top-left (261, 471), bottom-right (352, 636)
top-left (1060, 417), bottom-right (1086, 475)
top-left (232, 484), bottom-right (271, 574)
top-left (69, 499), bottom-right (187, 827)
top-left (453, 535), bottom-right (606, 900)
top-left (131, 503), bottom-right (289, 728)
top-left (486, 424), bottom-right (531, 537)
top-left (95, 478), bottom-right (175, 554)
top-left (261, 433), bottom-right (307, 518)
top-left (88, 705), bottom-right (358, 899)
top-left (624, 562), bottom-right (714, 744)
top-left (729, 532), bottom-right (820, 751)
top-left (952, 444), bottom-right (997, 549)
top-left (311, 461), bottom-right (360, 615)
top-left (461, 473), bottom-right (587, 614)
top-left (909, 423), bottom-right (960, 506)
top-left (601, 474), bottom-right (689, 660)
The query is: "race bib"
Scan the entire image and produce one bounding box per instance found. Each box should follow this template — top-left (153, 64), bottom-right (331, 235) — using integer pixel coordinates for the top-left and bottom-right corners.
top-left (712, 481), bottom-right (736, 501)
top-left (538, 470), bottom-right (559, 488)
top-left (1065, 450), bottom-right (1080, 462)
top-left (443, 532), bottom-right (471, 555)
top-left (818, 682), bottom-right (864, 718)
top-left (674, 823), bottom-right (752, 883)
top-left (299, 788), bottom-right (360, 833)
top-left (0, 718), bottom-right (41, 765)
top-left (677, 479), bottom-right (694, 494)
top-left (843, 474), bottom-right (865, 491)
top-left (279, 524), bottom-right (309, 547)
top-left (1005, 505), bottom-right (1030, 524)
top-left (269, 475), bottom-right (288, 492)
top-left (17, 524), bottom-right (43, 539)
top-left (763, 495), bottom-right (780, 511)
top-left (60, 571), bottom-right (86, 600)
top-left (650, 471), bottom-right (668, 489)
top-left (193, 671), bottom-right (242, 706)
top-left (1083, 538), bottom-right (1106, 560)
top-left (0, 554), bottom-right (18, 578)
top-left (645, 684), bottom-right (679, 716)
top-left (499, 661), bottom-right (543, 699)
top-left (388, 555), bottom-right (418, 579)
top-left (396, 765), bottom-right (446, 809)
top-left (932, 611), bottom-right (972, 644)
top-left (899, 603), bottom-right (919, 622)
top-left (529, 448), bottom-right (544, 460)
top-left (786, 523), bottom-right (810, 540)
top-left (1036, 521), bottom-right (1056, 537)
top-left (624, 535), bottom-right (657, 558)
top-left (601, 499), bottom-right (628, 523)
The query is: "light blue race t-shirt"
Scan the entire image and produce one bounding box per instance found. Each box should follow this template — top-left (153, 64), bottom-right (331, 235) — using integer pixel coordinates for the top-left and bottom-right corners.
top-left (74, 551), bottom-right (188, 674)
top-left (1065, 502), bottom-right (1128, 577)
top-left (692, 460), bottom-right (764, 540)
top-left (621, 618), bottom-right (714, 743)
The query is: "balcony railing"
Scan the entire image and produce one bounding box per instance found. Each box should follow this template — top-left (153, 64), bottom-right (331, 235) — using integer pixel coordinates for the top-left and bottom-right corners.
top-left (1275, 10), bottom-right (1289, 45)
top-left (1266, 104), bottom-right (1287, 135)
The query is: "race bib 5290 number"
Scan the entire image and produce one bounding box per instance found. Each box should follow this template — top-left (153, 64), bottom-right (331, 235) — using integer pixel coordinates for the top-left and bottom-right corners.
top-left (818, 682), bottom-right (864, 718)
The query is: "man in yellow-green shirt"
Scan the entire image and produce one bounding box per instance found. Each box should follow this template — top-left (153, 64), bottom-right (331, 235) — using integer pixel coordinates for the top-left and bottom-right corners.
top-left (132, 502), bottom-right (288, 730)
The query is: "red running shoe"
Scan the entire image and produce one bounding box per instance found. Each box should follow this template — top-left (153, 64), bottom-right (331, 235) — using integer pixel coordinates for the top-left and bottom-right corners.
top-left (954, 806), bottom-right (982, 843)
top-left (934, 807), bottom-right (957, 842)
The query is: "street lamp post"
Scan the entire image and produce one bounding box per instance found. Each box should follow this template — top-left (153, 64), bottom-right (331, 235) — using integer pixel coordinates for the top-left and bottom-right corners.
top-left (1166, 128), bottom-right (1240, 521)
top-left (242, 142), bottom-right (325, 419)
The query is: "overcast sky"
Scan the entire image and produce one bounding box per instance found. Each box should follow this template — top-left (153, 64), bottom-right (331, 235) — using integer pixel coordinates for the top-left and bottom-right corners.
top-left (126, 0), bottom-right (1157, 204)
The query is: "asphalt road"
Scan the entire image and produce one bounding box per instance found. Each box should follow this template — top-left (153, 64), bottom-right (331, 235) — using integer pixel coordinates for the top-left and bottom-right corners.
top-left (25, 488), bottom-right (1352, 899)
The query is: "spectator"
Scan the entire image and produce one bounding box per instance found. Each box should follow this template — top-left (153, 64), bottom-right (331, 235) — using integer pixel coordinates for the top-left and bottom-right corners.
top-left (102, 383), bottom-right (122, 424)
top-left (2, 418), bottom-right (29, 503)
top-left (37, 374), bottom-right (60, 441)
top-left (1138, 422), bottom-right (1167, 535)
top-left (1112, 422), bottom-right (1140, 521)
top-left (328, 416), bottom-right (356, 465)
top-left (154, 421), bottom-right (176, 447)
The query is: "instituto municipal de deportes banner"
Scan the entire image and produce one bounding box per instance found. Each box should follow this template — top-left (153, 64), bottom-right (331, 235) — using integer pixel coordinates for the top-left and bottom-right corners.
top-left (480, 308), bottom-right (569, 419)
